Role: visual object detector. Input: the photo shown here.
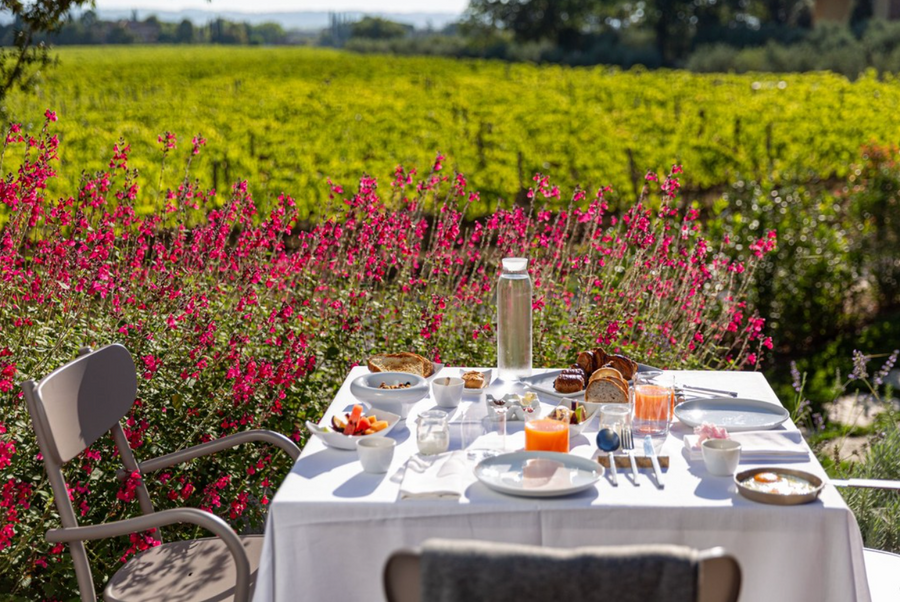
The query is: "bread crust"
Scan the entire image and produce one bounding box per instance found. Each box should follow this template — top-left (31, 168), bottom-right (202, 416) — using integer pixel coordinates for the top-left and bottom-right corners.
top-left (367, 352), bottom-right (434, 377)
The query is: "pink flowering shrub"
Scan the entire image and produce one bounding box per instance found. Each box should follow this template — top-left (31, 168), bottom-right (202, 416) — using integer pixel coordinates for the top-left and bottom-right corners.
top-left (0, 114), bottom-right (773, 597)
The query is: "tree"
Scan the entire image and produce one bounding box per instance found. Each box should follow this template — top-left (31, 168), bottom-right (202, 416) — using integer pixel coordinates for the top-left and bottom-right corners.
top-left (175, 19), bottom-right (195, 44)
top-left (464, 0), bottom-right (607, 49)
top-left (0, 0), bottom-right (93, 100)
top-left (350, 17), bottom-right (413, 40)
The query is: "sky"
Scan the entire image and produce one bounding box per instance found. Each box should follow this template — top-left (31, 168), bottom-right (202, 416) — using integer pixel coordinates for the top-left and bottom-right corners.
top-left (94, 1), bottom-right (469, 13)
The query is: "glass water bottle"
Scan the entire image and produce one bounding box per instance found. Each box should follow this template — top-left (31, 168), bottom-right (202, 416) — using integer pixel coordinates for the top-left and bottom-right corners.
top-left (497, 257), bottom-right (532, 380)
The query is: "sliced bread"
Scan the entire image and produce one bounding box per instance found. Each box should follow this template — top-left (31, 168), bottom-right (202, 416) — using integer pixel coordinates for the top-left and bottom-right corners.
top-left (367, 352), bottom-right (434, 378)
top-left (585, 375), bottom-right (629, 405)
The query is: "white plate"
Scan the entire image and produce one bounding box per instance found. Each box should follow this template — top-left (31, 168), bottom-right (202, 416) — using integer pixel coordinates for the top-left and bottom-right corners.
top-left (674, 398), bottom-right (790, 432)
top-left (518, 370), bottom-right (583, 398)
top-left (474, 451), bottom-right (603, 498)
top-left (306, 408), bottom-right (401, 451)
top-left (519, 364), bottom-right (660, 399)
top-left (461, 368), bottom-right (493, 397)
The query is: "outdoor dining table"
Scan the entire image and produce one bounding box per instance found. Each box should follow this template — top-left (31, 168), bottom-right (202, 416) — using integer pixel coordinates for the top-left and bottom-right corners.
top-left (252, 367), bottom-right (871, 602)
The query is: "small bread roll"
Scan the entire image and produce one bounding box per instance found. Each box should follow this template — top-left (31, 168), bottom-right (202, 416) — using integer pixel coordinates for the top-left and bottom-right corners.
top-left (461, 370), bottom-right (485, 389)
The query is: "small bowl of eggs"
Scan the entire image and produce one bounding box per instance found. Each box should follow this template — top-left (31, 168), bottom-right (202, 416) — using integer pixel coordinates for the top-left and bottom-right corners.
top-left (734, 468), bottom-right (824, 505)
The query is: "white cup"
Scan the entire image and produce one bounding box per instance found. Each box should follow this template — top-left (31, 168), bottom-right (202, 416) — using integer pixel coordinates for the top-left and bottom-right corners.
top-left (432, 377), bottom-right (465, 409)
top-left (701, 439), bottom-right (742, 476)
top-left (357, 437), bottom-right (396, 473)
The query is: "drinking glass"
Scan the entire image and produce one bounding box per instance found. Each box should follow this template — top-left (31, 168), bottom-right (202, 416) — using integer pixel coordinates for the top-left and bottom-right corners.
top-left (416, 410), bottom-right (450, 455)
top-left (524, 407), bottom-right (569, 453)
top-left (632, 374), bottom-right (671, 437)
top-left (599, 404), bottom-right (631, 442)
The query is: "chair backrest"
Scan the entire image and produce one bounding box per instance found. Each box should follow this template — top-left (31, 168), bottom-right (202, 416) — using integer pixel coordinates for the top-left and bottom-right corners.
top-left (21, 343), bottom-right (151, 602)
top-left (27, 343), bottom-right (137, 465)
top-left (383, 543), bottom-right (741, 602)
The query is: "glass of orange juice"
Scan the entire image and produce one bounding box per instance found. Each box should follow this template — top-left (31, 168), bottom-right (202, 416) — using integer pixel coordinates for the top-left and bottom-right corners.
top-left (632, 374), bottom-right (671, 437)
top-left (525, 407), bottom-right (570, 453)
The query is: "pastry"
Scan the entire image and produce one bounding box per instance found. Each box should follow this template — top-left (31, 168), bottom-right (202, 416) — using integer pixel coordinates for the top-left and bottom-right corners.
top-left (576, 351), bottom-right (595, 379)
top-left (554, 370), bottom-right (585, 393)
top-left (461, 370), bottom-right (485, 389)
top-left (606, 355), bottom-right (637, 380)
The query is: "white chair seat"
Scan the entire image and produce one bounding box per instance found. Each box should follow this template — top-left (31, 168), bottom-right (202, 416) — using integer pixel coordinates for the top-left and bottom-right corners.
top-left (105, 535), bottom-right (262, 602)
top-left (864, 548), bottom-right (900, 602)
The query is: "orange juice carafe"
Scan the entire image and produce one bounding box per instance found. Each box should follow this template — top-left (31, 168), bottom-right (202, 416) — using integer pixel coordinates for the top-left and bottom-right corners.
top-left (525, 407), bottom-right (570, 453)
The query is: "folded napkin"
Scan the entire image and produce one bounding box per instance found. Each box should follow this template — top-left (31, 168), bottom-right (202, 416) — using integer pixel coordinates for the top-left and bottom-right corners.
top-left (399, 451), bottom-right (470, 501)
top-left (683, 430), bottom-right (809, 462)
top-left (421, 538), bottom-right (699, 602)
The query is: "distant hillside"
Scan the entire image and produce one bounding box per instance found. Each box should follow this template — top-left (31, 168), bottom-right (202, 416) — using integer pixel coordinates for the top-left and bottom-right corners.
top-left (89, 8), bottom-right (460, 31)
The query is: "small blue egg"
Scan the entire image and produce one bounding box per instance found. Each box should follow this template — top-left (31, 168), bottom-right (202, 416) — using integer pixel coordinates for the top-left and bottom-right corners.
top-left (596, 428), bottom-right (620, 452)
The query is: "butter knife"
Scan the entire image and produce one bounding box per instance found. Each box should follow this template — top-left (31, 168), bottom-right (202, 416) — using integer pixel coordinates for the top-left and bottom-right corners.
top-left (608, 452), bottom-right (618, 487)
top-left (643, 435), bottom-right (665, 489)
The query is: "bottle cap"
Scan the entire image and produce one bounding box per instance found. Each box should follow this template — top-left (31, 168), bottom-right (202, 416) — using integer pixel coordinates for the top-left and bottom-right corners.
top-left (501, 258), bottom-right (528, 271)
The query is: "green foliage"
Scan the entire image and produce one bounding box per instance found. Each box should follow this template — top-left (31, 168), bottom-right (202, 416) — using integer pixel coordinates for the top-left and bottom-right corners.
top-left (834, 412), bottom-right (900, 553)
top-left (0, 0), bottom-right (92, 99)
top-left (350, 17), bottom-right (412, 41)
top-left (6, 46), bottom-right (900, 223)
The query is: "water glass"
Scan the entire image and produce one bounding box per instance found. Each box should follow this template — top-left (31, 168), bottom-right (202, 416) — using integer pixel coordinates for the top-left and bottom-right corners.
top-left (599, 404), bottom-right (631, 441)
top-left (416, 410), bottom-right (450, 456)
top-left (632, 374), bottom-right (671, 437)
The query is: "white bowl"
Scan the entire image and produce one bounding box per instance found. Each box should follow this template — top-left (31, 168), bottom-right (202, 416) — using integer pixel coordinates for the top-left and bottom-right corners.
top-left (432, 376), bottom-right (465, 408)
top-left (306, 408), bottom-right (401, 451)
top-left (350, 372), bottom-right (429, 413)
top-left (702, 438), bottom-right (742, 476)
top-left (548, 401), bottom-right (600, 438)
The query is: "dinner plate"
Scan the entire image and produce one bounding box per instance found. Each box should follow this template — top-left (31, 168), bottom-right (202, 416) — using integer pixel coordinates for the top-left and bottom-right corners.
top-left (519, 364), bottom-right (662, 398)
top-left (474, 451), bottom-right (603, 498)
top-left (306, 408), bottom-right (401, 451)
top-left (518, 370), bottom-right (583, 398)
top-left (674, 397), bottom-right (790, 432)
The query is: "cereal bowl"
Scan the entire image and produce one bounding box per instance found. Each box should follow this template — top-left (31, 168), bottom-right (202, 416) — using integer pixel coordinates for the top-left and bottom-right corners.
top-left (350, 372), bottom-right (428, 417)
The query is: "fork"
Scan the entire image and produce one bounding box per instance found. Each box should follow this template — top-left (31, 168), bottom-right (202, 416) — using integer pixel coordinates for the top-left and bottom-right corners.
top-left (621, 428), bottom-right (640, 486)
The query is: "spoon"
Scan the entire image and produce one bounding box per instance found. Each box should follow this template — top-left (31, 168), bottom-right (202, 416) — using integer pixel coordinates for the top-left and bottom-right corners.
top-left (597, 428), bottom-right (620, 486)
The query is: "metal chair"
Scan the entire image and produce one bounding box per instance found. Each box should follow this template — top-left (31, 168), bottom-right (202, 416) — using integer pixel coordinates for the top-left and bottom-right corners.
top-left (383, 540), bottom-right (741, 602)
top-left (831, 479), bottom-right (900, 602)
top-left (21, 343), bottom-right (301, 602)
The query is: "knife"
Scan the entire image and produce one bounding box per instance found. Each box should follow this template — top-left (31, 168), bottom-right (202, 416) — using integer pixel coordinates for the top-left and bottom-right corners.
top-left (608, 452), bottom-right (618, 487)
top-left (678, 384), bottom-right (738, 398)
top-left (643, 435), bottom-right (665, 489)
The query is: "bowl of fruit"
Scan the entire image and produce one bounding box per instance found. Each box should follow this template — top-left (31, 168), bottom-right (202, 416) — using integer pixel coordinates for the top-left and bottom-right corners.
top-left (549, 400), bottom-right (600, 438)
top-left (306, 404), bottom-right (401, 451)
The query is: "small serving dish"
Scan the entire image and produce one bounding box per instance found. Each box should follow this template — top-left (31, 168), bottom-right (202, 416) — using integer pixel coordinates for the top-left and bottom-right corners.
top-left (306, 408), bottom-right (401, 451)
top-left (734, 467), bottom-right (824, 505)
top-left (461, 369), bottom-right (493, 397)
top-left (350, 372), bottom-right (428, 417)
top-left (551, 400), bottom-right (600, 438)
top-left (486, 392), bottom-right (539, 421)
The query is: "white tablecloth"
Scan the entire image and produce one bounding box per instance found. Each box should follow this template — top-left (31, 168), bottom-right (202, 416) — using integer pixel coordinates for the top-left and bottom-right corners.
top-left (253, 368), bottom-right (871, 602)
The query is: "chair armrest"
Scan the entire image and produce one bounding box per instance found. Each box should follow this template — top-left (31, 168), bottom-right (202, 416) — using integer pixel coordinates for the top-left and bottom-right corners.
top-left (117, 429), bottom-right (301, 480)
top-left (831, 478), bottom-right (900, 490)
top-left (47, 508), bottom-right (252, 602)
